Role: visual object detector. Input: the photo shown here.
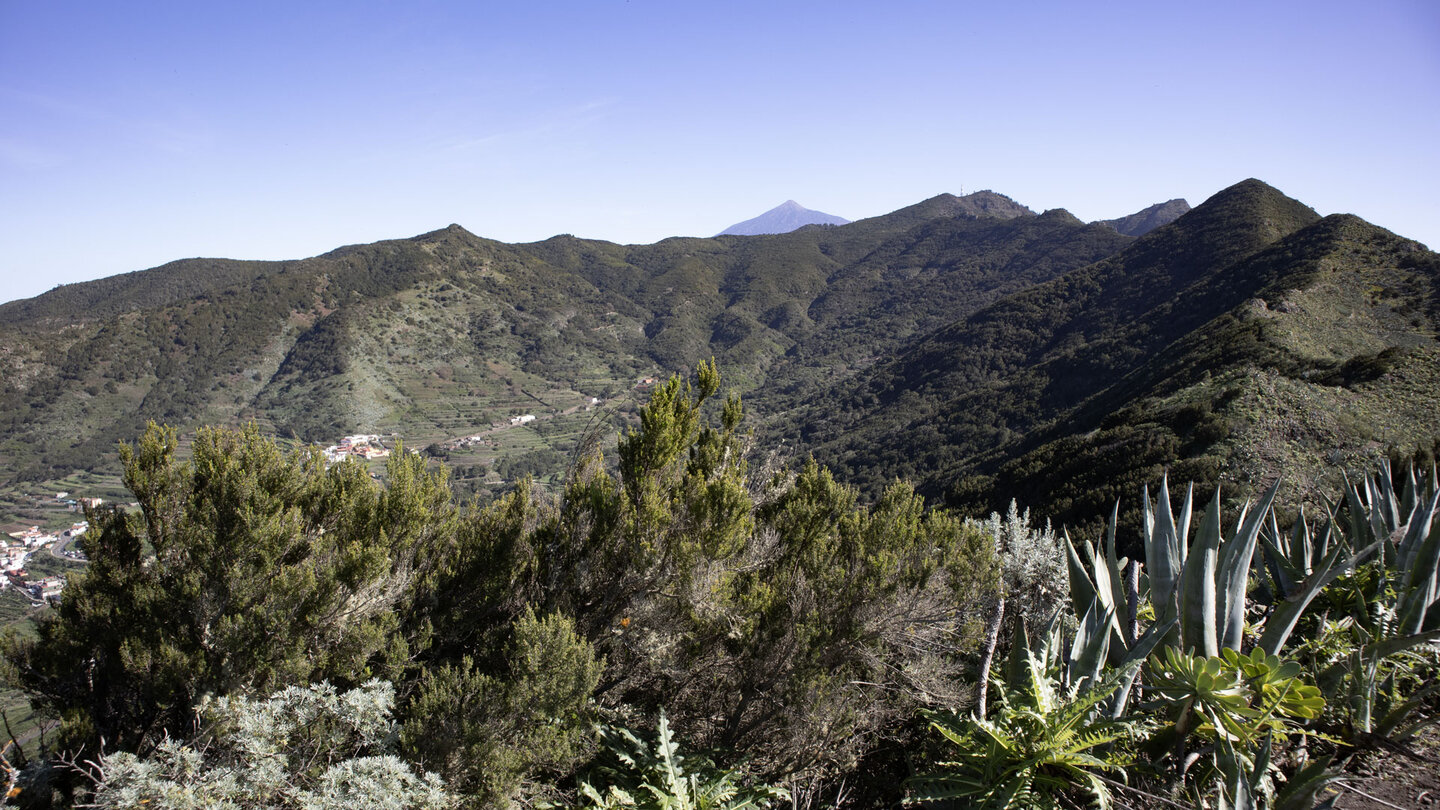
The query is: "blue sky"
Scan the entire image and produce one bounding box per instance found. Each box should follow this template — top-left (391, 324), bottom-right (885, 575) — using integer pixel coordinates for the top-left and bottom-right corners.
top-left (1, 0), bottom-right (1437, 304)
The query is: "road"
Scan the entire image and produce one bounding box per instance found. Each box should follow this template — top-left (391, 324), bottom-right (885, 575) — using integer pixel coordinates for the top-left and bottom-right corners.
top-left (47, 532), bottom-right (87, 563)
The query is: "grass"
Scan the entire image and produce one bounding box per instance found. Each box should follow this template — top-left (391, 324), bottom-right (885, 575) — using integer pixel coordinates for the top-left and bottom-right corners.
top-left (0, 588), bottom-right (44, 629)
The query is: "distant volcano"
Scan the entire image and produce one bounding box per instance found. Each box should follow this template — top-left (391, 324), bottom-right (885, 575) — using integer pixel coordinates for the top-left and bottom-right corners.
top-left (718, 200), bottom-right (850, 236)
top-left (1097, 198), bottom-right (1191, 237)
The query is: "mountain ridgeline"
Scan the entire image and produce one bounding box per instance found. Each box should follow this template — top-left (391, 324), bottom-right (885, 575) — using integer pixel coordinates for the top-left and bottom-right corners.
top-left (2, 181), bottom-right (1437, 538)
top-left (787, 180), bottom-right (1440, 536)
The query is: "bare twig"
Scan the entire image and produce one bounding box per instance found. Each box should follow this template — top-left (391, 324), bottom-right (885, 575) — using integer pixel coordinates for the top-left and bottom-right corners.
top-left (1090, 773), bottom-right (1195, 810)
top-left (0, 741), bottom-right (19, 802)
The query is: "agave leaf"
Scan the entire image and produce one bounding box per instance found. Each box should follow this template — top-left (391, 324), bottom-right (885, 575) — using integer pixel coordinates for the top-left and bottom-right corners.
top-left (1109, 619), bottom-right (1177, 718)
top-left (1401, 462), bottom-right (1419, 518)
top-left (1216, 481), bottom-right (1280, 650)
top-left (1344, 473), bottom-right (1370, 549)
top-left (1076, 525), bottom-right (1130, 660)
top-left (1256, 542), bottom-right (1357, 656)
top-left (1004, 616), bottom-right (1033, 693)
top-left (1087, 538), bottom-right (1114, 617)
top-left (1395, 486), bottom-right (1435, 572)
top-left (1148, 479), bottom-right (1184, 619)
top-left (1275, 757), bottom-right (1340, 810)
top-left (1358, 627), bottom-right (1440, 663)
top-left (1179, 488), bottom-right (1222, 657)
top-left (1104, 499), bottom-right (1120, 569)
top-left (1288, 506), bottom-right (1311, 574)
top-left (1177, 481), bottom-right (1194, 559)
top-left (1368, 485), bottom-right (1397, 568)
top-left (1215, 736), bottom-right (1256, 810)
top-left (1261, 530), bottom-right (1301, 600)
top-left (1068, 600), bottom-right (1114, 692)
top-left (1395, 489), bottom-right (1440, 634)
top-left (1266, 509), bottom-right (1289, 564)
top-left (1315, 628), bottom-right (1440, 712)
top-left (1374, 681), bottom-right (1440, 739)
top-left (1378, 458), bottom-right (1400, 530)
top-left (1065, 531), bottom-right (1099, 621)
top-left (1314, 509), bottom-right (1333, 561)
top-left (1267, 510), bottom-right (1298, 593)
top-left (1103, 501), bottom-right (1130, 623)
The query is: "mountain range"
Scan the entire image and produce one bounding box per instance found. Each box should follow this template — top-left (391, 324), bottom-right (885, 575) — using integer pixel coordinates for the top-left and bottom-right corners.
top-left (2, 181), bottom-right (1435, 538)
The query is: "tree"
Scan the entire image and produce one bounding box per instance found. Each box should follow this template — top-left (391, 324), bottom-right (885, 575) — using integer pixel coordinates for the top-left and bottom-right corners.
top-left (420, 362), bottom-right (1001, 795)
top-left (400, 609), bottom-right (602, 805)
top-left (2, 423), bottom-right (457, 754)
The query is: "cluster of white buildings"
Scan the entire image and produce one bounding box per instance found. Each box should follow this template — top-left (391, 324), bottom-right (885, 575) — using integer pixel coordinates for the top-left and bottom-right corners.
top-left (27, 577), bottom-right (65, 601)
top-left (509, 414), bottom-right (536, 425)
top-left (52, 491), bottom-right (103, 512)
top-left (322, 434), bottom-right (392, 464)
top-left (1, 521), bottom-right (86, 601)
top-left (447, 434), bottom-right (492, 450)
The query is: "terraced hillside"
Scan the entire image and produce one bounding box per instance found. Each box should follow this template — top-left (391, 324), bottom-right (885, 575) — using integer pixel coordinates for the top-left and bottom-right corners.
top-left (0, 191), bottom-right (1127, 500)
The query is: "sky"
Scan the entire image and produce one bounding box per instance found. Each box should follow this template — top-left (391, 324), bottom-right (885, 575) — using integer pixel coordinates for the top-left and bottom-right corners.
top-left (1, 0), bottom-right (1437, 305)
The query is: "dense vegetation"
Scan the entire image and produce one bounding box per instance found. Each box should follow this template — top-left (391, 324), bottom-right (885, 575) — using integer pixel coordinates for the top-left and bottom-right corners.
top-left (2, 364), bottom-right (1439, 808)
top-left (1, 365), bottom-right (1001, 807)
top-left (792, 181), bottom-right (1440, 543)
top-left (3, 181), bottom-right (1436, 547)
top-left (2, 179), bottom-right (1440, 806)
top-left (0, 191), bottom-right (1129, 490)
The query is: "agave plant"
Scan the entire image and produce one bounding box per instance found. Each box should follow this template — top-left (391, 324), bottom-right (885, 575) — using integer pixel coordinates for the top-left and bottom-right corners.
top-left (1066, 479), bottom-right (1282, 664)
top-left (907, 649), bottom-right (1143, 809)
top-left (569, 710), bottom-right (789, 810)
top-left (1262, 459), bottom-right (1440, 739)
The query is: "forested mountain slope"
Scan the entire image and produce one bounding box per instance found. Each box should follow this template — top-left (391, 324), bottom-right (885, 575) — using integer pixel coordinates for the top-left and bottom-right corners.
top-left (0, 191), bottom-right (1126, 485)
top-left (785, 179), bottom-right (1440, 536)
top-left (5, 178), bottom-right (1435, 533)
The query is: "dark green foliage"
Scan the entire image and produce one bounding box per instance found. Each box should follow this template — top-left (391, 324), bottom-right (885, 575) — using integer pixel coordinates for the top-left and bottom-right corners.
top-left (2, 423), bottom-right (455, 753)
top-left (1318, 345), bottom-right (1406, 388)
top-left (788, 180), bottom-right (1440, 542)
top-left (0, 258), bottom-right (293, 323)
top-left (412, 364), bottom-right (1000, 792)
top-left (0, 194), bottom-right (1126, 489)
top-left (401, 609), bottom-right (602, 804)
top-left (494, 448), bottom-right (568, 482)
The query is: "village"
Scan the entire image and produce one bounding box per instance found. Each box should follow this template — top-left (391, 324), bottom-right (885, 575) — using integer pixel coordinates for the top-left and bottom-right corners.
top-left (0, 384), bottom-right (639, 611)
top-left (320, 433), bottom-right (393, 465)
top-left (1, 491), bottom-right (93, 605)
